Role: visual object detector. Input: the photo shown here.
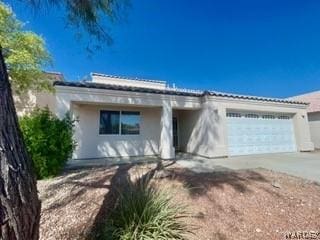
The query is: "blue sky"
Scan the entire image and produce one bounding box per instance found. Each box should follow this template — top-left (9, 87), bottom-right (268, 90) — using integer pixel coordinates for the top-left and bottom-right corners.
top-left (6, 0), bottom-right (320, 98)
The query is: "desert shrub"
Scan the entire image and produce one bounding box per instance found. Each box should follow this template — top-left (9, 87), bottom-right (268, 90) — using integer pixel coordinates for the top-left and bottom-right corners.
top-left (101, 178), bottom-right (189, 240)
top-left (20, 107), bottom-right (75, 179)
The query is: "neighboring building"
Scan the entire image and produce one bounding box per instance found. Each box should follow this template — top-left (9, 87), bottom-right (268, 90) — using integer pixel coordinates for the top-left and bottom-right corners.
top-left (15, 72), bottom-right (315, 159)
top-left (291, 91), bottom-right (320, 149)
top-left (14, 71), bottom-right (63, 116)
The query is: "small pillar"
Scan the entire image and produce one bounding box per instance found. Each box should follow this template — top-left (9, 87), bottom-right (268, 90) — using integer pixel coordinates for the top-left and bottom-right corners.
top-left (159, 100), bottom-right (175, 159)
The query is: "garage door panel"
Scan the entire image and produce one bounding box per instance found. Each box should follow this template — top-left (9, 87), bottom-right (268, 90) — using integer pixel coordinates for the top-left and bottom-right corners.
top-left (227, 112), bottom-right (297, 156)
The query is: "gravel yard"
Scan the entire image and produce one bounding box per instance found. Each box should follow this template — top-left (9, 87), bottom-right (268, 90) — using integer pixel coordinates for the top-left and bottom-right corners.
top-left (38, 166), bottom-right (118, 240)
top-left (38, 163), bottom-right (320, 240)
top-left (160, 167), bottom-right (320, 240)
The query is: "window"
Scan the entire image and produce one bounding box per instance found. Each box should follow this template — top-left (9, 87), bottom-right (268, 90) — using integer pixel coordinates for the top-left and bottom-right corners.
top-left (99, 111), bottom-right (120, 134)
top-left (121, 111), bottom-right (140, 135)
top-left (245, 113), bottom-right (259, 119)
top-left (227, 112), bottom-right (242, 118)
top-left (262, 115), bottom-right (275, 119)
top-left (99, 110), bottom-right (140, 135)
top-left (278, 115), bottom-right (290, 120)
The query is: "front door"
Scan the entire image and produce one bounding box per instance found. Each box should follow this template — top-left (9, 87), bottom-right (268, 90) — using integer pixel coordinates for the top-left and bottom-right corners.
top-left (172, 117), bottom-right (179, 150)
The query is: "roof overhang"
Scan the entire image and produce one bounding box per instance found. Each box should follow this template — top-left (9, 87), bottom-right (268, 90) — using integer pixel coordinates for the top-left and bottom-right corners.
top-left (54, 81), bottom-right (308, 107)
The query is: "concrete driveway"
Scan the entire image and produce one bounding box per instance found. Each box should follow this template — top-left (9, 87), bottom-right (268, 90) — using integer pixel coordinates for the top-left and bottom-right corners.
top-left (177, 151), bottom-right (320, 183)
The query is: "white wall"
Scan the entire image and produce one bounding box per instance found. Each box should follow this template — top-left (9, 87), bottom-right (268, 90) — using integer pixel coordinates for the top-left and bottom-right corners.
top-left (92, 74), bottom-right (167, 90)
top-left (73, 104), bottom-right (161, 159)
top-left (308, 112), bottom-right (320, 149)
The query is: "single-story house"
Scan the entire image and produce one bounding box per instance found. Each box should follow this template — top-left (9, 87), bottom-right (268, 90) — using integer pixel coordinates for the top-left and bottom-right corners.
top-left (16, 73), bottom-right (315, 160)
top-left (290, 91), bottom-right (320, 149)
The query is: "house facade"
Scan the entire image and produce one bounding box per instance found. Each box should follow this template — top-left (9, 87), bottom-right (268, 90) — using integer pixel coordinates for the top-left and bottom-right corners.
top-left (18, 73), bottom-right (315, 160)
top-left (291, 91), bottom-right (320, 149)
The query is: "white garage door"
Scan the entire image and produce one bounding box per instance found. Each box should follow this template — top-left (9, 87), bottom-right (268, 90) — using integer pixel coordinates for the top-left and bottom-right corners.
top-left (227, 112), bottom-right (297, 156)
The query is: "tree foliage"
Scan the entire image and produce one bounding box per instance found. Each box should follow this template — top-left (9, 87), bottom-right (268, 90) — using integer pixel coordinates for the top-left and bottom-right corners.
top-left (26, 0), bottom-right (129, 52)
top-left (0, 1), bottom-right (128, 239)
top-left (0, 2), bottom-right (52, 94)
top-left (19, 108), bottom-right (76, 179)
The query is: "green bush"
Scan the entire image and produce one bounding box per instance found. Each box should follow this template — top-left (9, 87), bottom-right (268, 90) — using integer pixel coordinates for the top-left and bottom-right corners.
top-left (20, 107), bottom-right (76, 179)
top-left (101, 178), bottom-right (189, 240)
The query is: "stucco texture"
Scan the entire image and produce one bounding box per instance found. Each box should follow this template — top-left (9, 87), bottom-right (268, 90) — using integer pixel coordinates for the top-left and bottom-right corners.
top-left (72, 104), bottom-right (161, 159)
top-left (308, 112), bottom-right (320, 149)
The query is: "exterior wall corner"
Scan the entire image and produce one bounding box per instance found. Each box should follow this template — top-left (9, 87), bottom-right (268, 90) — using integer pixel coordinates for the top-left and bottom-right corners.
top-left (293, 110), bottom-right (315, 152)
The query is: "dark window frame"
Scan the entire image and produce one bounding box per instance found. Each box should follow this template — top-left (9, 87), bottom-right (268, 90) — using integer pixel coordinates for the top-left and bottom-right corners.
top-left (227, 112), bottom-right (242, 118)
top-left (99, 110), bottom-right (120, 135)
top-left (99, 110), bottom-right (141, 135)
top-left (121, 111), bottom-right (140, 135)
top-left (262, 114), bottom-right (276, 119)
top-left (245, 113), bottom-right (259, 119)
top-left (278, 115), bottom-right (291, 120)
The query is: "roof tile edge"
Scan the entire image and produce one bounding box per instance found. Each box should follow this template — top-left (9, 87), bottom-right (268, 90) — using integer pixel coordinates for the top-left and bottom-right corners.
top-left (54, 81), bottom-right (308, 105)
top-left (206, 91), bottom-right (308, 105)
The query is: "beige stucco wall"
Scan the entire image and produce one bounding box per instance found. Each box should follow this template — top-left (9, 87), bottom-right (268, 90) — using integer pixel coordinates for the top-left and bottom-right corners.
top-left (14, 90), bottom-right (56, 117)
top-left (14, 91), bottom-right (37, 117)
top-left (35, 91), bottom-right (56, 112)
top-left (72, 104), bottom-right (161, 159)
top-left (308, 112), bottom-right (320, 149)
top-left (177, 102), bottom-right (228, 158)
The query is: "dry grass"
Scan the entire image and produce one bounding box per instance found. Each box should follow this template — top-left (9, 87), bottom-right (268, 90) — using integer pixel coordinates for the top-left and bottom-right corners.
top-left (38, 163), bottom-right (320, 240)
